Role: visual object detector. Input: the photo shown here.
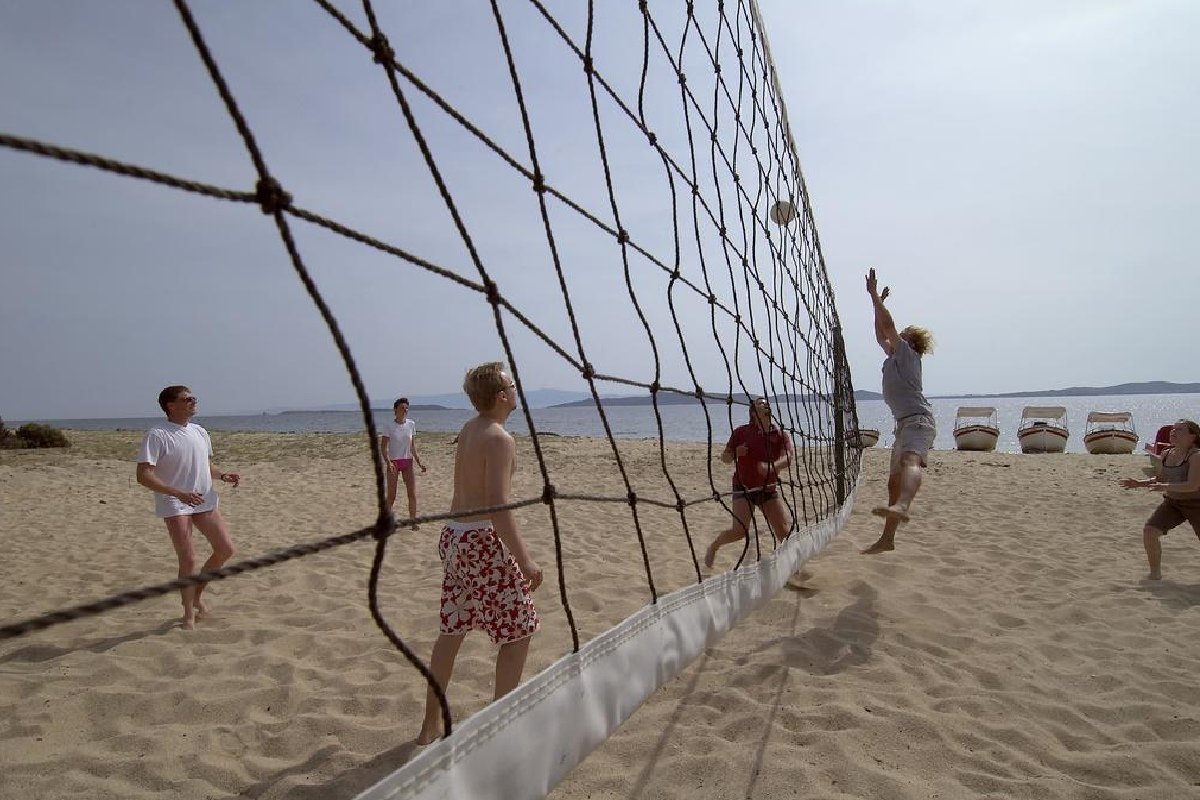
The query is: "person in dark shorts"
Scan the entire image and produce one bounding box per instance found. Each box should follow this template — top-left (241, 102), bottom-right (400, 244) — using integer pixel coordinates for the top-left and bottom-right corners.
top-left (1120, 419), bottom-right (1200, 580)
top-left (704, 397), bottom-right (795, 570)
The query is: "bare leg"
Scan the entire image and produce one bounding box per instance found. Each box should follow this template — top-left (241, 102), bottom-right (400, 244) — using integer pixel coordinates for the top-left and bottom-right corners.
top-left (761, 496), bottom-right (805, 584)
top-left (1143, 526), bottom-right (1163, 580)
top-left (402, 466), bottom-right (419, 530)
top-left (494, 636), bottom-right (532, 699)
top-left (164, 516), bottom-right (198, 629)
top-left (385, 467), bottom-right (399, 510)
top-left (872, 451), bottom-right (923, 523)
top-left (416, 633), bottom-right (465, 745)
top-left (705, 498), bottom-right (753, 569)
top-left (863, 469), bottom-right (904, 555)
top-left (190, 510), bottom-right (236, 617)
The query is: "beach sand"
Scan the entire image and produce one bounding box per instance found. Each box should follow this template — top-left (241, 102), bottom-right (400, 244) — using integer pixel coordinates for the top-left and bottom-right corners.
top-left (2, 430), bottom-right (1198, 799)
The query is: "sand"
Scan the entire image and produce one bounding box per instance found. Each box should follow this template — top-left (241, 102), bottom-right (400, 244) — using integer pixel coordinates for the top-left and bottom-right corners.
top-left (1, 430), bottom-right (1198, 799)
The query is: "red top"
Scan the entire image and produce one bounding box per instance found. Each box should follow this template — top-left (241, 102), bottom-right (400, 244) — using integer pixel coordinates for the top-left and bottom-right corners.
top-left (728, 423), bottom-right (792, 488)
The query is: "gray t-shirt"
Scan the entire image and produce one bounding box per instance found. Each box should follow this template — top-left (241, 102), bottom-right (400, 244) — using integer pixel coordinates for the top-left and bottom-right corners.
top-left (881, 338), bottom-right (932, 420)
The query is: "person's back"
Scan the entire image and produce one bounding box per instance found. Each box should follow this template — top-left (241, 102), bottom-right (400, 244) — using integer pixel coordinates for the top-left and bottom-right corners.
top-left (450, 415), bottom-right (510, 520)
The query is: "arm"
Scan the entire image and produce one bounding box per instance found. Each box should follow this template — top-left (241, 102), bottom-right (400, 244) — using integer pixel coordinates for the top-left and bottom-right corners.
top-left (136, 462), bottom-right (204, 506)
top-left (719, 441), bottom-right (737, 464)
top-left (770, 435), bottom-right (794, 479)
top-left (411, 436), bottom-right (427, 472)
top-left (208, 462), bottom-right (240, 488)
top-left (866, 268), bottom-right (898, 354)
top-left (380, 435), bottom-right (395, 473)
top-left (485, 433), bottom-right (542, 590)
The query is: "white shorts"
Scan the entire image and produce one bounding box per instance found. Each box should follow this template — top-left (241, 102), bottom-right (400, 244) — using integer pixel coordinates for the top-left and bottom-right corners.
top-left (155, 489), bottom-right (219, 519)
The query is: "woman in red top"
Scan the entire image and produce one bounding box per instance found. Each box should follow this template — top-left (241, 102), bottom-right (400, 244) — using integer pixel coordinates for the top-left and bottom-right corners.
top-left (704, 397), bottom-right (795, 570)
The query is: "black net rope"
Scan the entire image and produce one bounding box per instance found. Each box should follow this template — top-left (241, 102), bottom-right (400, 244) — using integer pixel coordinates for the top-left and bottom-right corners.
top-left (0, 0), bottom-right (862, 744)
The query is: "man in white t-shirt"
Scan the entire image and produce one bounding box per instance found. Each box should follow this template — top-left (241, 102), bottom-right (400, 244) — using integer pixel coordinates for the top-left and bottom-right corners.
top-left (380, 397), bottom-right (427, 530)
top-left (136, 385), bottom-right (240, 629)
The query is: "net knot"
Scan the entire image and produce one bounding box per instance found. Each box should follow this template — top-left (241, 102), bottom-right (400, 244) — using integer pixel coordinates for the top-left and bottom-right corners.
top-left (693, 385), bottom-right (704, 400)
top-left (581, 362), bottom-right (595, 379)
top-left (483, 277), bottom-right (501, 306)
top-left (541, 484), bottom-right (557, 504)
top-left (649, 381), bottom-right (660, 393)
top-left (678, 72), bottom-right (687, 86)
top-left (532, 171), bottom-right (547, 193)
top-left (583, 55), bottom-right (594, 75)
top-left (639, 0), bottom-right (648, 12)
top-left (675, 498), bottom-right (685, 513)
top-left (618, 228), bottom-right (629, 244)
top-left (708, 293), bottom-right (716, 306)
top-left (646, 130), bottom-right (657, 147)
top-left (626, 491), bottom-right (638, 507)
top-left (374, 510), bottom-right (397, 541)
top-left (370, 32), bottom-right (395, 66)
top-left (725, 395), bottom-right (735, 406)
top-left (254, 177), bottom-right (291, 215)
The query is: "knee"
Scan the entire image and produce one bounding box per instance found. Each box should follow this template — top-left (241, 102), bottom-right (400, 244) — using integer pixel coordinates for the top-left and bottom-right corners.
top-left (1143, 526), bottom-right (1162, 540)
top-left (177, 552), bottom-right (198, 575)
top-left (213, 539), bottom-right (236, 562)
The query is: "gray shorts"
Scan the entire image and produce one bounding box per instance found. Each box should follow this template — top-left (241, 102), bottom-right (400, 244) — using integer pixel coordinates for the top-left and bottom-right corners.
top-left (891, 414), bottom-right (936, 470)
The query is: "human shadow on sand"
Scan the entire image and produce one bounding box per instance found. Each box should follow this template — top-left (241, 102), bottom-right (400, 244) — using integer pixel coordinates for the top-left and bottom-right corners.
top-left (1137, 579), bottom-right (1200, 610)
top-left (246, 740), bottom-right (422, 800)
top-left (0, 620), bottom-right (179, 664)
top-left (739, 581), bottom-right (880, 676)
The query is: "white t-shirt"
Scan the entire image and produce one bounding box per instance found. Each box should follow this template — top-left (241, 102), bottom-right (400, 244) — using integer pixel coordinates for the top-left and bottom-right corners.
top-left (383, 418), bottom-right (416, 460)
top-left (137, 421), bottom-right (218, 518)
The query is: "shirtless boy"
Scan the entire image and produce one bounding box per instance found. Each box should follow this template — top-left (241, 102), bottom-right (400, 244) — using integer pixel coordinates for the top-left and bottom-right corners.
top-left (416, 363), bottom-right (543, 745)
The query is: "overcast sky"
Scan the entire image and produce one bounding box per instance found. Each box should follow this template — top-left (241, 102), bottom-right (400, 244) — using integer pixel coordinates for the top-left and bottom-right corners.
top-left (2, 1), bottom-right (1196, 420)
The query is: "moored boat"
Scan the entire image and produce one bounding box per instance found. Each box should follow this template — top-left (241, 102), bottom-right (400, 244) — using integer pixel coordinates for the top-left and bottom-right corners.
top-left (1018, 406), bottom-right (1069, 453)
top-left (953, 406), bottom-right (999, 451)
top-left (848, 429), bottom-right (880, 449)
top-left (1083, 411), bottom-right (1138, 455)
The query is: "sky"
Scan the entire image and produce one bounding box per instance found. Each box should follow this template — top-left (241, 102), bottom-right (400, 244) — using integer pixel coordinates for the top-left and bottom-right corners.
top-left (1, 1), bottom-right (1196, 420)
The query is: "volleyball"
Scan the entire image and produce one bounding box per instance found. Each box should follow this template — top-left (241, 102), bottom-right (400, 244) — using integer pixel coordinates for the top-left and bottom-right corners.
top-left (769, 199), bottom-right (797, 225)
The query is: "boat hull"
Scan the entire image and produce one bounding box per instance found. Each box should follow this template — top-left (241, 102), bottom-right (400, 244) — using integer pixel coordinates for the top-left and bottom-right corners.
top-left (1084, 429), bottom-right (1138, 455)
top-left (848, 429), bottom-right (880, 449)
top-left (1018, 426), bottom-right (1069, 453)
top-left (954, 425), bottom-right (999, 452)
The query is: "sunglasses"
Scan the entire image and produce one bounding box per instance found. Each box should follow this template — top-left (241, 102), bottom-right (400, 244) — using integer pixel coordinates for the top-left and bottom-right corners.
top-left (173, 395), bottom-right (198, 404)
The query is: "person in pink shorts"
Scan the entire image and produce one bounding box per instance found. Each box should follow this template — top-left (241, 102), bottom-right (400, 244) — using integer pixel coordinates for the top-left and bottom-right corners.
top-left (416, 362), bottom-right (542, 745)
top-left (379, 397), bottom-right (427, 529)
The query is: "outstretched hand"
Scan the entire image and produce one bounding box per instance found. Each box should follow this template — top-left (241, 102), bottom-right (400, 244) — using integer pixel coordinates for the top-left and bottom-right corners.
top-left (866, 268), bottom-right (891, 302)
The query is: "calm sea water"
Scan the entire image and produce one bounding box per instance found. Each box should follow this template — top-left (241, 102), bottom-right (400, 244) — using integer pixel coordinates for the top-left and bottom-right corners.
top-left (25, 393), bottom-right (1198, 454)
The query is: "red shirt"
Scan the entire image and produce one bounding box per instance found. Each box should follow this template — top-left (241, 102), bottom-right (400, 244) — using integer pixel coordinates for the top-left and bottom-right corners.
top-left (728, 423), bottom-right (792, 488)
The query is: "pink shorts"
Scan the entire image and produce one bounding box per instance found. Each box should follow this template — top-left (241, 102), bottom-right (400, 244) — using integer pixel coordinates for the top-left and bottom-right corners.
top-left (438, 521), bottom-right (540, 644)
top-left (391, 458), bottom-right (412, 472)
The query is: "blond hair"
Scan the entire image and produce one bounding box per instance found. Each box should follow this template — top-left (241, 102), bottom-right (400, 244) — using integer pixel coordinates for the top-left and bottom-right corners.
top-left (901, 325), bottom-right (935, 355)
top-left (463, 362), bottom-right (507, 412)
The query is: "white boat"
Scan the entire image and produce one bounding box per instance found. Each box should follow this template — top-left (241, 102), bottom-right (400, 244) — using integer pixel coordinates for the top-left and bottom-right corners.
top-left (1018, 406), bottom-right (1069, 453)
top-left (953, 406), bottom-right (1000, 451)
top-left (848, 429), bottom-right (880, 449)
top-left (1083, 411), bottom-right (1138, 455)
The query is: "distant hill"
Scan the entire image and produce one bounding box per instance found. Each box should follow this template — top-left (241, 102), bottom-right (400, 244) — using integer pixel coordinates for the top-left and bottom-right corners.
top-left (932, 381), bottom-right (1200, 400)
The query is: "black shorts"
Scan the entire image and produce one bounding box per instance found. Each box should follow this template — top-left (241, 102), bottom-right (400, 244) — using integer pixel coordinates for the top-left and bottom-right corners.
top-left (1147, 497), bottom-right (1200, 537)
top-left (733, 480), bottom-right (778, 508)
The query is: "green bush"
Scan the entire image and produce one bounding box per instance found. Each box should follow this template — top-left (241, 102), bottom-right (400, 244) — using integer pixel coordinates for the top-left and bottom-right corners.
top-left (10, 422), bottom-right (71, 449)
top-left (0, 417), bottom-right (12, 448)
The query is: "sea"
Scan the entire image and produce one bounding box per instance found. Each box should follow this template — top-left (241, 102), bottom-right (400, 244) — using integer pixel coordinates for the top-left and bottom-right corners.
top-left (21, 393), bottom-right (1199, 455)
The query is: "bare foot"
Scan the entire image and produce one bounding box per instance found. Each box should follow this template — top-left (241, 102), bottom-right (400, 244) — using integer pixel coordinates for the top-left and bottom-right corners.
top-left (181, 614), bottom-right (196, 630)
top-left (1147, 571), bottom-right (1161, 581)
top-left (871, 504), bottom-right (910, 523)
top-left (860, 538), bottom-right (895, 556)
top-left (194, 598), bottom-right (210, 619)
top-left (703, 543), bottom-right (717, 569)
top-left (415, 724), bottom-right (440, 746)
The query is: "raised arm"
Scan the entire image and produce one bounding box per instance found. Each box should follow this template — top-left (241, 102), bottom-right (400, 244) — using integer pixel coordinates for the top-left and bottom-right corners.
top-left (867, 268), bottom-right (899, 354)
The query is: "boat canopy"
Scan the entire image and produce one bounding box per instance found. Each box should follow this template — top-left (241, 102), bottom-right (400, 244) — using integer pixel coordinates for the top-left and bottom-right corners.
top-left (955, 406), bottom-right (996, 417)
top-left (1086, 411), bottom-right (1132, 423)
top-left (1020, 406), bottom-right (1067, 419)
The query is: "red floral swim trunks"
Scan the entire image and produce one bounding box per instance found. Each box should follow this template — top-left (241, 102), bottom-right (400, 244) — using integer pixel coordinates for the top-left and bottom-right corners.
top-left (438, 521), bottom-right (540, 644)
